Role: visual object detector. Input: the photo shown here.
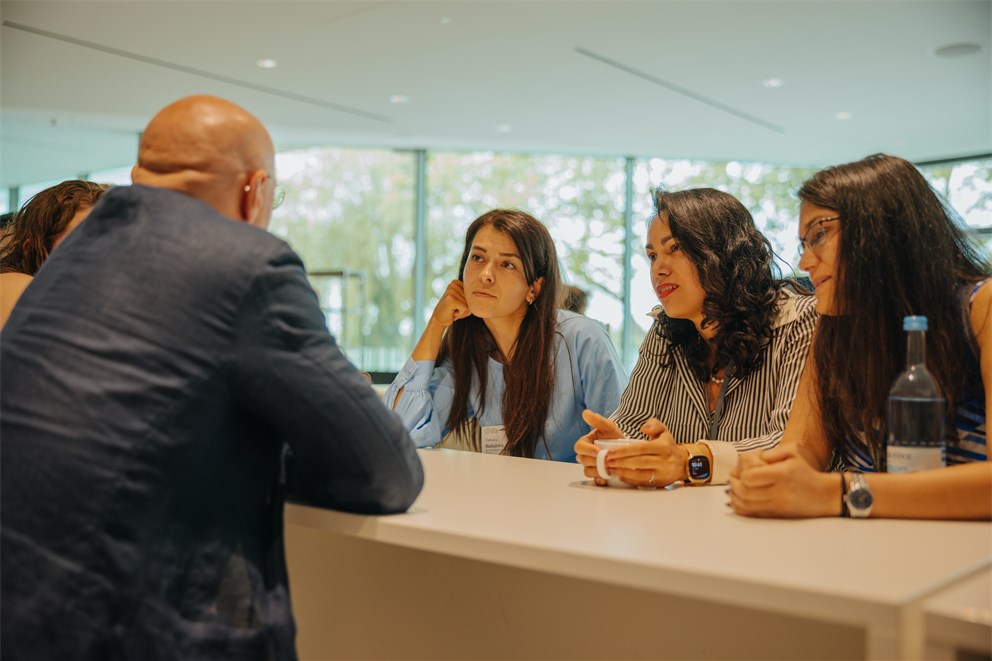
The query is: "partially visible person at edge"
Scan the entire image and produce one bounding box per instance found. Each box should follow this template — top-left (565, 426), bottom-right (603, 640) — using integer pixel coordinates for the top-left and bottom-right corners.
top-left (730, 154), bottom-right (990, 520)
top-left (0, 180), bottom-right (108, 328)
top-left (0, 95), bottom-right (424, 660)
top-left (560, 284), bottom-right (588, 315)
top-left (575, 188), bottom-right (817, 488)
top-left (385, 208), bottom-right (627, 462)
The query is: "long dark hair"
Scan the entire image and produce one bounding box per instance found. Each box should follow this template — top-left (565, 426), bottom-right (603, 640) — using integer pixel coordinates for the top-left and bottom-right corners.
top-left (799, 154), bottom-right (990, 466)
top-left (653, 188), bottom-right (801, 382)
top-left (441, 209), bottom-right (561, 458)
top-left (1, 180), bottom-right (108, 275)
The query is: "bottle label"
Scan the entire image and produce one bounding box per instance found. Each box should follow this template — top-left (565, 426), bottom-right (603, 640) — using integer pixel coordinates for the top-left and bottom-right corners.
top-left (886, 446), bottom-right (944, 473)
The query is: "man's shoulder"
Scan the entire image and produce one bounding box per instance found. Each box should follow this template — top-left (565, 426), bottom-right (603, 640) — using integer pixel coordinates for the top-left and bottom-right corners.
top-left (105, 185), bottom-right (295, 264)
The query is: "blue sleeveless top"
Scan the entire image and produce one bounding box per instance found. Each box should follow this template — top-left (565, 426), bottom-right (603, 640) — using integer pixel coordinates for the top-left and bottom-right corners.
top-left (842, 280), bottom-right (988, 471)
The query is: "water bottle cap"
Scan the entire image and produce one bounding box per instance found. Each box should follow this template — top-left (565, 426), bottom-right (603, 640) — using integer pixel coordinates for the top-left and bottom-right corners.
top-left (903, 315), bottom-right (928, 331)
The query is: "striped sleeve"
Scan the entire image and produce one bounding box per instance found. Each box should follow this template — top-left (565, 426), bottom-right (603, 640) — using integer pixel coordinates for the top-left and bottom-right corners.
top-left (610, 316), bottom-right (669, 439)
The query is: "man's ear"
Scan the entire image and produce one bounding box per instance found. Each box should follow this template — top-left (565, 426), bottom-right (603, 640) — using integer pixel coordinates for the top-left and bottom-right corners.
top-left (241, 170), bottom-right (267, 226)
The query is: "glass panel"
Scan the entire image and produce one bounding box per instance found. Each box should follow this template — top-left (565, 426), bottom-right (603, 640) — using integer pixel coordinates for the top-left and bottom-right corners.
top-left (917, 158), bottom-right (992, 261)
top-left (88, 166), bottom-right (134, 186)
top-left (0, 189), bottom-right (9, 215)
top-left (426, 151), bottom-right (628, 353)
top-left (918, 158), bottom-right (992, 230)
top-left (269, 147), bottom-right (416, 373)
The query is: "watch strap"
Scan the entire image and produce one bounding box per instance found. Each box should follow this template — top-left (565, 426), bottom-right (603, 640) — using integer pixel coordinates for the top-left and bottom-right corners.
top-left (697, 440), bottom-right (738, 485)
top-left (839, 472), bottom-right (850, 517)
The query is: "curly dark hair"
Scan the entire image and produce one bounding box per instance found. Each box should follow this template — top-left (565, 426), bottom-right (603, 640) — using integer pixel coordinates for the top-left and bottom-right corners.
top-left (799, 154), bottom-right (990, 468)
top-left (652, 187), bottom-right (804, 382)
top-left (1, 180), bottom-right (109, 275)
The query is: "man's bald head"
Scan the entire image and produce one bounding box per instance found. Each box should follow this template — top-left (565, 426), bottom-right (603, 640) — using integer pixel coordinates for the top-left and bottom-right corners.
top-left (132, 96), bottom-right (276, 228)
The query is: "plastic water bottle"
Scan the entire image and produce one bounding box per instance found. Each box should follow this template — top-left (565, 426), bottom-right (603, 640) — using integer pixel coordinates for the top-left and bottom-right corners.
top-left (886, 316), bottom-right (945, 472)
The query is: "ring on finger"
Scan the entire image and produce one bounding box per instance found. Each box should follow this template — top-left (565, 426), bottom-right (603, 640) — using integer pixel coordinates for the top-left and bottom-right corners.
top-left (648, 472), bottom-right (656, 484)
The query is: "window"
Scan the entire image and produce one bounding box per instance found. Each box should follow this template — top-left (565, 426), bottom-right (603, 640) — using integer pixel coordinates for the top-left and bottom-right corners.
top-left (917, 157), bottom-right (992, 254)
top-left (268, 147), bottom-right (416, 373)
top-left (426, 151), bottom-right (628, 351)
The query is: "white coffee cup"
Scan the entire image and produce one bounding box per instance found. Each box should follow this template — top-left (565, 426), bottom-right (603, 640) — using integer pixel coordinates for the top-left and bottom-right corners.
top-left (593, 438), bottom-right (647, 488)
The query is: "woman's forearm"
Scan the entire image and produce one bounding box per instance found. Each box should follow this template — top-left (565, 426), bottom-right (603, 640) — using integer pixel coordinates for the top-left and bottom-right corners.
top-left (859, 462), bottom-right (992, 520)
top-left (411, 318), bottom-right (447, 361)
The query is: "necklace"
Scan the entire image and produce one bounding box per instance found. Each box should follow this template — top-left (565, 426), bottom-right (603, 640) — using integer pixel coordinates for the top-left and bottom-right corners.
top-left (710, 374), bottom-right (725, 385)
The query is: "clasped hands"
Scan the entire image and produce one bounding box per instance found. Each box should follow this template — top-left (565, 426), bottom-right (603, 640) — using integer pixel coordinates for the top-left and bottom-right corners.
top-left (728, 445), bottom-right (840, 518)
top-left (573, 410), bottom-right (688, 488)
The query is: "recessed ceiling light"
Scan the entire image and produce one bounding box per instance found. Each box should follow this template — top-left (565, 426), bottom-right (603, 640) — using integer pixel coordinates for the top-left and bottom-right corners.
top-left (440, 16), bottom-right (452, 25)
top-left (834, 111), bottom-right (852, 121)
top-left (389, 95), bottom-right (409, 104)
top-left (762, 78), bottom-right (784, 88)
top-left (256, 58), bottom-right (278, 69)
top-left (495, 124), bottom-right (512, 133)
top-left (934, 43), bottom-right (981, 58)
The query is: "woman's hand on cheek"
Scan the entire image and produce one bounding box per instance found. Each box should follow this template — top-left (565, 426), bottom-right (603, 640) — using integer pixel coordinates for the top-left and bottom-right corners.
top-left (431, 280), bottom-right (472, 328)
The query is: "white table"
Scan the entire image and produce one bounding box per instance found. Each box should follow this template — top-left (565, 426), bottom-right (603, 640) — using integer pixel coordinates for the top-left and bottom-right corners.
top-left (924, 566), bottom-right (991, 659)
top-left (286, 449), bottom-right (992, 660)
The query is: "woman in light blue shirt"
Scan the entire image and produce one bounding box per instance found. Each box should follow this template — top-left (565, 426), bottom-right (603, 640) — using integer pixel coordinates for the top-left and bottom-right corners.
top-left (386, 208), bottom-right (627, 461)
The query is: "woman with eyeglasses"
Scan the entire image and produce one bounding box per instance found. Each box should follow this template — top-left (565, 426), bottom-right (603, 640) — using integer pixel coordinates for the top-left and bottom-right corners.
top-left (386, 208), bottom-right (627, 461)
top-left (730, 154), bottom-right (991, 519)
top-left (573, 188), bottom-right (818, 488)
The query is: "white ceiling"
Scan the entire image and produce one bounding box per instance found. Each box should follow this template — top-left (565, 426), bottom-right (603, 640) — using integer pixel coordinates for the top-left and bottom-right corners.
top-left (2, 0), bottom-right (990, 189)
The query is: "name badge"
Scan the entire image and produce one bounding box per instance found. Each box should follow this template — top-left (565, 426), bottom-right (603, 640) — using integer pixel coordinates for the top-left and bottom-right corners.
top-left (481, 425), bottom-right (508, 455)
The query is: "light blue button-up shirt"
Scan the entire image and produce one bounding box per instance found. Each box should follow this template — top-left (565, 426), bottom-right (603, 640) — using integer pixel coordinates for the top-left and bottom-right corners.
top-left (385, 310), bottom-right (628, 462)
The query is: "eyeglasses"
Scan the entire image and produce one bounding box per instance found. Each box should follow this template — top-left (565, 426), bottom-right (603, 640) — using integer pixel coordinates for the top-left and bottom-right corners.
top-left (798, 216), bottom-right (840, 257)
top-left (244, 179), bottom-right (287, 210)
top-left (272, 184), bottom-right (287, 210)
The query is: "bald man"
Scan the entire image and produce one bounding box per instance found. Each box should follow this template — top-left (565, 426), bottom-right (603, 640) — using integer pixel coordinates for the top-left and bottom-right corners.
top-left (0, 96), bottom-right (423, 660)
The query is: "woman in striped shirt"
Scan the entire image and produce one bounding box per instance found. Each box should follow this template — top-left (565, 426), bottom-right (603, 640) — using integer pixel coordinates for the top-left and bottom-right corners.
top-left (574, 188), bottom-right (818, 488)
top-left (730, 154), bottom-right (991, 519)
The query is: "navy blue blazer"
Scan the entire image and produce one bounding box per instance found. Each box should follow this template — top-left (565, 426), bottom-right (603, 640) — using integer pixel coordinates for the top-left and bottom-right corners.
top-left (1, 185), bottom-right (423, 660)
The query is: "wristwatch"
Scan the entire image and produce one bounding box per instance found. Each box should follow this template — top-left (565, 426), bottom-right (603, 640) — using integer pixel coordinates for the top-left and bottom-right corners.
top-left (685, 446), bottom-right (712, 485)
top-left (844, 472), bottom-right (874, 518)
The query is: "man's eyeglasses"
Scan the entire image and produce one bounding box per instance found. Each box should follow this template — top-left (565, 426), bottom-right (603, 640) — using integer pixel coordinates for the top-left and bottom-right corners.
top-left (244, 179), bottom-right (287, 210)
top-left (798, 216), bottom-right (840, 257)
top-left (272, 184), bottom-right (287, 210)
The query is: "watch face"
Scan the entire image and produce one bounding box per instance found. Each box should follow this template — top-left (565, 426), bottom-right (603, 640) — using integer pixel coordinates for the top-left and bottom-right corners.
top-left (849, 489), bottom-right (873, 510)
top-left (688, 455), bottom-right (711, 481)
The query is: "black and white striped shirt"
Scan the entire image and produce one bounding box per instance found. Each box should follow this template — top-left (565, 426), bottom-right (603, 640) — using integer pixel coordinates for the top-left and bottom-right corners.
top-left (611, 290), bottom-right (818, 451)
